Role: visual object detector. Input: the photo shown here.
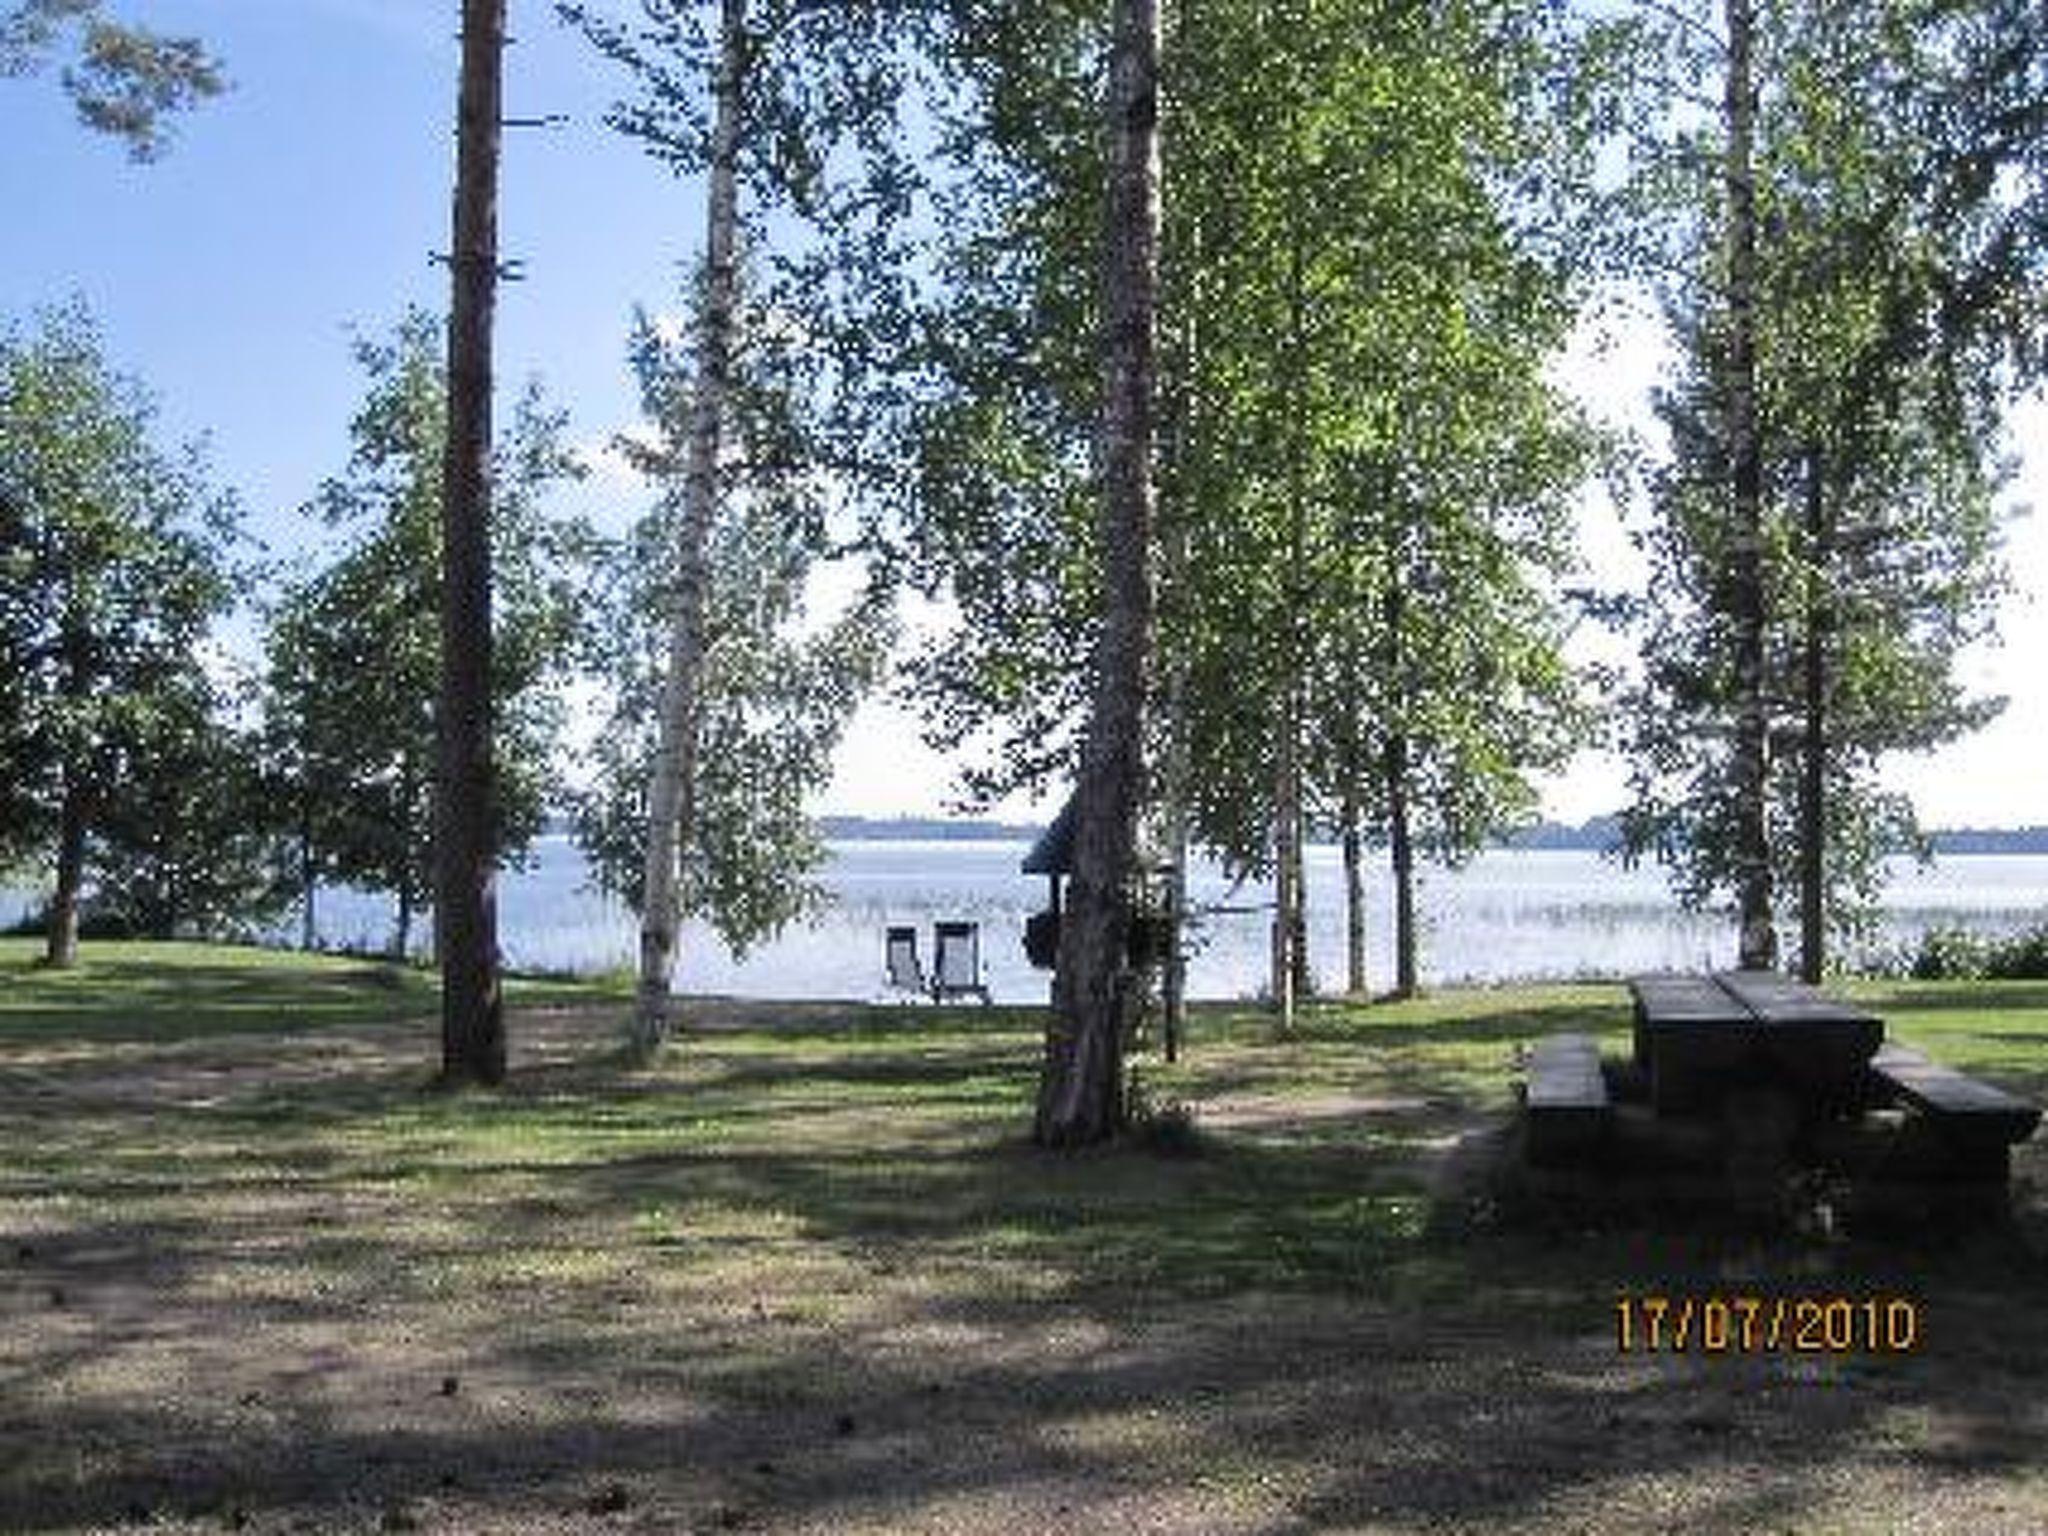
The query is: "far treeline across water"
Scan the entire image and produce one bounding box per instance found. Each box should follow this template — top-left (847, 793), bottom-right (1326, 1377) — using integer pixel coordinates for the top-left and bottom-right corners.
top-left (811, 817), bottom-right (2048, 857)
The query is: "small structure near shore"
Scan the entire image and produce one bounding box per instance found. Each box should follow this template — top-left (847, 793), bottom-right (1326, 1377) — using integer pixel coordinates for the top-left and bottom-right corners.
top-left (1518, 970), bottom-right (2043, 1225)
top-left (1021, 798), bottom-right (1076, 970)
top-left (1018, 795), bottom-right (1173, 975)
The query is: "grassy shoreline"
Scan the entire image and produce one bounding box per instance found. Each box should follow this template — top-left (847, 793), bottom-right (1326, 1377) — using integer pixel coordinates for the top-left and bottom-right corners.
top-left (4, 940), bottom-right (2047, 1532)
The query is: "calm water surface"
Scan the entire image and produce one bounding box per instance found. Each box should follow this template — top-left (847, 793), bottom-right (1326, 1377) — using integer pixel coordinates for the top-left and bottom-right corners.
top-left (15, 838), bottom-right (2040, 1004)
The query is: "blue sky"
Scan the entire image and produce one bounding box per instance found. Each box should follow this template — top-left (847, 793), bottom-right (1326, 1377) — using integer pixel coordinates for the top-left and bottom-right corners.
top-left (3, 0), bottom-right (676, 545)
top-left (3, 0), bottom-right (2042, 827)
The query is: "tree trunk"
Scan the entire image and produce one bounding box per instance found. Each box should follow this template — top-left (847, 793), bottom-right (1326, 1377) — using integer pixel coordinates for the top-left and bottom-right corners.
top-left (1160, 651), bottom-right (1188, 1064)
top-left (396, 750), bottom-right (421, 960)
top-left (1162, 792), bottom-right (1186, 1064)
top-left (44, 608), bottom-right (90, 968)
top-left (159, 824), bottom-right (181, 939)
top-left (635, 0), bottom-right (745, 1059)
top-left (1037, 0), bottom-right (1159, 1149)
top-left (1273, 165), bottom-right (1310, 1021)
top-left (1155, 0), bottom-right (1198, 1068)
top-left (299, 793), bottom-right (317, 952)
top-left (44, 773), bottom-right (85, 968)
top-left (1271, 712), bottom-right (1300, 1031)
top-left (1724, 0), bottom-right (1775, 971)
top-left (1342, 784), bottom-right (1366, 997)
top-left (1288, 805), bottom-right (1309, 1002)
top-left (1388, 731), bottom-right (1417, 1000)
top-left (1799, 446), bottom-right (1828, 983)
top-left (395, 884), bottom-right (414, 962)
top-left (434, 0), bottom-right (507, 1085)
top-left (1382, 529), bottom-right (1416, 1000)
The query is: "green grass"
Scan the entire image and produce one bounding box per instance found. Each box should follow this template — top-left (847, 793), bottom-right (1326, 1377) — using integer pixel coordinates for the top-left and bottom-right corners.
top-left (1838, 976), bottom-right (2048, 1095)
top-left (0, 935), bottom-right (619, 1043)
top-left (5, 942), bottom-right (2048, 1533)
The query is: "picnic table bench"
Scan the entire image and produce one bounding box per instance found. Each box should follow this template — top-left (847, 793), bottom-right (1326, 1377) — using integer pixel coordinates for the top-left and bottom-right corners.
top-left (1523, 1033), bottom-right (1609, 1164)
top-left (1521, 971), bottom-right (2041, 1208)
top-left (1866, 1041), bottom-right (2043, 1180)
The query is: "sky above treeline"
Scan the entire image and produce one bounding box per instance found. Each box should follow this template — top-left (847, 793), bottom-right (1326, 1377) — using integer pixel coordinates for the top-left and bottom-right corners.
top-left (3, 0), bottom-right (2042, 828)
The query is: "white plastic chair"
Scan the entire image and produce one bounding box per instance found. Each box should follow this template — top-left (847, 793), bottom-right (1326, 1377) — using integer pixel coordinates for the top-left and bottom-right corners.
top-left (884, 926), bottom-right (928, 1001)
top-left (932, 920), bottom-right (992, 1006)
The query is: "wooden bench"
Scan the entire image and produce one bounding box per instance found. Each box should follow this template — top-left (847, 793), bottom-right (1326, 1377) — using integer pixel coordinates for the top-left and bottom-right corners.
top-left (1867, 1042), bottom-right (2042, 1180)
top-left (1525, 1033), bottom-right (1610, 1164)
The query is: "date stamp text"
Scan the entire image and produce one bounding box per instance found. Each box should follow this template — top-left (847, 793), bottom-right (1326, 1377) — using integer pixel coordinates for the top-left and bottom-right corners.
top-left (1614, 1294), bottom-right (1920, 1354)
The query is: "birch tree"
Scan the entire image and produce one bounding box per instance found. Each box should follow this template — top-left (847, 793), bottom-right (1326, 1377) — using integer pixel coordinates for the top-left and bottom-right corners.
top-left (563, 0), bottom-right (918, 1054)
top-left (1166, 0), bottom-right (1602, 1007)
top-left (1031, 0), bottom-right (1160, 1145)
top-left (901, 0), bottom-right (1604, 1037)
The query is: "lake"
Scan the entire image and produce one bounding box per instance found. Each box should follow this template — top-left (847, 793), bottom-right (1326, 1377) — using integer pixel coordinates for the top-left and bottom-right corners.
top-left (10, 838), bottom-right (2045, 1003)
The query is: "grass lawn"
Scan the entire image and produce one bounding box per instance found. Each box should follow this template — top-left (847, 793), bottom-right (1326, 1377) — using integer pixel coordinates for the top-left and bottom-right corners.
top-left (3, 938), bottom-right (2047, 1534)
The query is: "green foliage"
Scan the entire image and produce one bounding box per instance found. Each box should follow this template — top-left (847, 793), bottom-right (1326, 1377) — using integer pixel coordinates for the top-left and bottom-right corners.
top-left (0, 0), bottom-right (225, 159)
top-left (1891, 0), bottom-right (2048, 385)
top-left (1124, 1067), bottom-right (1203, 1158)
top-left (890, 1), bottom-right (1106, 801)
top-left (1618, 0), bottom-right (2015, 958)
top-left (261, 311), bottom-right (586, 954)
top-left (85, 668), bottom-right (292, 939)
top-left (558, 0), bottom-right (930, 526)
top-left (1902, 926), bottom-right (1993, 980)
top-left (571, 298), bottom-right (894, 958)
top-left (896, 0), bottom-right (1605, 880)
top-left (1902, 925), bottom-right (2048, 982)
top-left (0, 301), bottom-right (249, 939)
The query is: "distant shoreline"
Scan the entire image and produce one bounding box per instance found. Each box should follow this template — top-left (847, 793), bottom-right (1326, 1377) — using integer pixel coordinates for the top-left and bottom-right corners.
top-left (806, 813), bottom-right (2048, 856)
top-left (522, 813), bottom-right (2048, 854)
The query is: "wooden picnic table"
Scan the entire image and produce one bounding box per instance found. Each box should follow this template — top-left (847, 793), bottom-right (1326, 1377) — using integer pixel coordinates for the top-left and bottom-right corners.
top-left (1523, 971), bottom-right (2040, 1201)
top-left (1629, 969), bottom-right (1884, 1116)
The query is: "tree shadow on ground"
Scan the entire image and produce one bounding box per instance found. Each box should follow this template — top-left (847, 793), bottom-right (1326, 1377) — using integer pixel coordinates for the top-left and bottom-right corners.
top-left (6, 984), bottom-right (2048, 1532)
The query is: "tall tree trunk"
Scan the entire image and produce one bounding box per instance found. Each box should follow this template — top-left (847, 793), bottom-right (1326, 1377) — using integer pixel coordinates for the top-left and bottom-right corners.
top-left (44, 613), bottom-right (90, 968)
top-left (1342, 782), bottom-right (1366, 997)
top-left (1799, 446), bottom-right (1828, 983)
top-left (1272, 169), bottom-right (1309, 1023)
top-left (44, 772), bottom-right (84, 968)
top-left (396, 750), bottom-right (422, 959)
top-left (1382, 533), bottom-right (1416, 999)
top-left (1288, 802), bottom-right (1309, 1001)
top-left (435, 0), bottom-right (507, 1085)
top-left (635, 0), bottom-right (745, 1059)
top-left (1271, 720), bottom-right (1299, 1031)
top-left (1387, 731), bottom-right (1417, 1000)
top-left (1160, 614), bottom-right (1188, 1064)
top-left (1161, 760), bottom-right (1187, 1064)
top-left (299, 792), bottom-right (317, 952)
top-left (1155, 0), bottom-right (1198, 1068)
top-left (160, 827), bottom-right (180, 939)
top-left (1037, 0), bottom-right (1159, 1148)
top-left (1725, 0), bottom-right (1775, 971)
